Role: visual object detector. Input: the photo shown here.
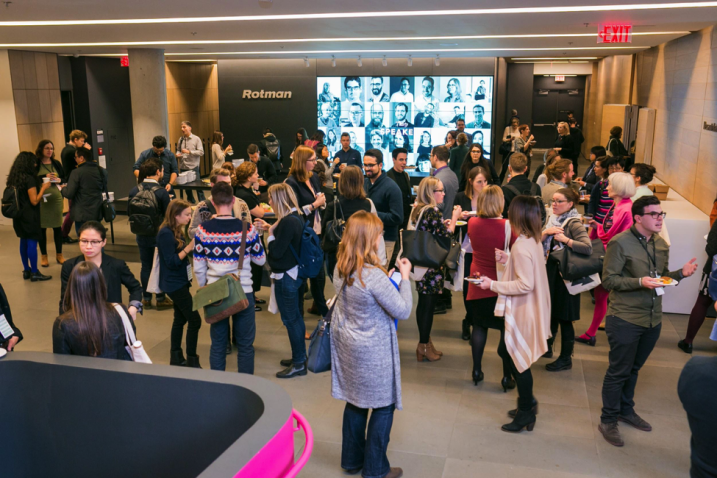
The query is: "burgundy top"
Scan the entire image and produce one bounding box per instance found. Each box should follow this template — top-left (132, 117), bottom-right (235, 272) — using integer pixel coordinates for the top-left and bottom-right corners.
top-left (466, 217), bottom-right (517, 301)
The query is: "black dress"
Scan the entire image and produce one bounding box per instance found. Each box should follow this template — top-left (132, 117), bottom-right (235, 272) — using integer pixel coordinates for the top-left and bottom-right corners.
top-left (12, 175), bottom-right (41, 241)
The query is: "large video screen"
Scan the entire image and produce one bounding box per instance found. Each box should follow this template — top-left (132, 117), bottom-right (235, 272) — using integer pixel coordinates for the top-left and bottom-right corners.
top-left (317, 75), bottom-right (493, 171)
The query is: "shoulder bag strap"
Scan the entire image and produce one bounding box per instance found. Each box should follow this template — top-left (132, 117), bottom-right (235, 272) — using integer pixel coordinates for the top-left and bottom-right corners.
top-left (325, 282), bottom-right (348, 326)
top-left (506, 184), bottom-right (521, 197)
top-left (503, 220), bottom-right (511, 252)
top-left (367, 197), bottom-right (377, 214)
top-left (113, 304), bottom-right (136, 345)
top-left (238, 219), bottom-right (248, 270)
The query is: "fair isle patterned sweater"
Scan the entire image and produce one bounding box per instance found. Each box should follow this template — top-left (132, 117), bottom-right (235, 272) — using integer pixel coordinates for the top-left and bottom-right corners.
top-left (193, 217), bottom-right (266, 293)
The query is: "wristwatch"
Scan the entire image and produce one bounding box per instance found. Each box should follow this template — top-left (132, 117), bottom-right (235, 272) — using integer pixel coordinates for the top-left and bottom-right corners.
top-left (129, 300), bottom-right (144, 316)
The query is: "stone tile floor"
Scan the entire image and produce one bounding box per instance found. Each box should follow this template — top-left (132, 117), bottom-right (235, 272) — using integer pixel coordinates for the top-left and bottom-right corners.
top-left (4, 219), bottom-right (714, 478)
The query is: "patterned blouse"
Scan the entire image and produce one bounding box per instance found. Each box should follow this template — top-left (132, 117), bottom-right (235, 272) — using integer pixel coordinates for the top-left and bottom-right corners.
top-left (414, 206), bottom-right (453, 295)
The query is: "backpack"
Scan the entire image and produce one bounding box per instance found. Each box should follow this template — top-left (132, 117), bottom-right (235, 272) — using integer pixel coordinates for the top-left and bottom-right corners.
top-left (1, 186), bottom-right (20, 219)
top-left (288, 215), bottom-right (323, 280)
top-left (128, 184), bottom-right (162, 236)
top-left (506, 183), bottom-right (547, 226)
top-left (262, 137), bottom-right (281, 164)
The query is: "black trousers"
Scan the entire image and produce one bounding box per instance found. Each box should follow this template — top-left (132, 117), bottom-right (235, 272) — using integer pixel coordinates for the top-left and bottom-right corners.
top-left (601, 315), bottom-right (661, 423)
top-left (167, 285), bottom-right (202, 357)
top-left (416, 294), bottom-right (439, 343)
top-left (498, 333), bottom-right (535, 411)
top-left (39, 227), bottom-right (63, 255)
top-left (548, 320), bottom-right (575, 358)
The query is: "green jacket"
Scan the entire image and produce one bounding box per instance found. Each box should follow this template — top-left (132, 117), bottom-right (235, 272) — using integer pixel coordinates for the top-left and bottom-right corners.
top-left (602, 226), bottom-right (684, 328)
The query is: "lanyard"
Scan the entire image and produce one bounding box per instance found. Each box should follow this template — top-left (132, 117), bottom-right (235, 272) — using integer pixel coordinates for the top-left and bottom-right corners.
top-left (633, 229), bottom-right (658, 276)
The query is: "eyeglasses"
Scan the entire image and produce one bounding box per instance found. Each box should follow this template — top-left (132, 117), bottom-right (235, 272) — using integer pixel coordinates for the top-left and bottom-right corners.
top-left (79, 240), bottom-right (103, 246)
top-left (346, 85), bottom-right (361, 91)
top-left (642, 212), bottom-right (667, 219)
top-left (364, 163), bottom-right (378, 168)
top-left (306, 158), bottom-right (317, 163)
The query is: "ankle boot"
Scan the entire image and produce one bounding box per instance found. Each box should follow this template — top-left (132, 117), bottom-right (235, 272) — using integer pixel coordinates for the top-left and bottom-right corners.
top-left (416, 343), bottom-right (441, 362)
top-left (542, 337), bottom-right (554, 358)
top-left (501, 409), bottom-right (536, 433)
top-left (428, 336), bottom-right (443, 356)
top-left (546, 355), bottom-right (572, 372)
top-left (170, 349), bottom-right (187, 366)
top-left (41, 255), bottom-right (49, 267)
top-left (186, 355), bottom-right (202, 368)
top-left (508, 398), bottom-right (539, 418)
top-left (56, 253), bottom-right (65, 264)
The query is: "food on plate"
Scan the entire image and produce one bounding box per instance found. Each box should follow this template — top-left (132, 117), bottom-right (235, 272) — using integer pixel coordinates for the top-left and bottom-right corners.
top-left (657, 277), bottom-right (674, 285)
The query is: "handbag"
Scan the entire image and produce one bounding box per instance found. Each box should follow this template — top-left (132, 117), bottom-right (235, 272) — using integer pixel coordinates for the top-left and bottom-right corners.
top-left (367, 198), bottom-right (387, 264)
top-left (496, 220), bottom-right (511, 281)
top-left (101, 171), bottom-right (116, 223)
top-left (321, 197), bottom-right (345, 253)
top-left (307, 283), bottom-right (346, 373)
top-left (549, 220), bottom-right (605, 281)
top-left (400, 206), bottom-right (451, 269)
top-left (446, 248), bottom-right (466, 292)
top-left (114, 304), bottom-right (152, 363)
top-left (499, 141), bottom-right (512, 156)
top-left (445, 237), bottom-right (462, 271)
top-left (563, 273), bottom-right (601, 295)
top-left (191, 220), bottom-right (250, 324)
top-left (146, 248), bottom-right (162, 294)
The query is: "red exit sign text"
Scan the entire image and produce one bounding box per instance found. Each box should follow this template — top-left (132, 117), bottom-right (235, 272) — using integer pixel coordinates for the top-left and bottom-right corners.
top-left (597, 24), bottom-right (632, 43)
top-left (120, 56), bottom-right (129, 67)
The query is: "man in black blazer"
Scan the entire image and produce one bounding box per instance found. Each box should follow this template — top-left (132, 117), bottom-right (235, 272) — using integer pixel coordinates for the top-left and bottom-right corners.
top-left (59, 221), bottom-right (143, 316)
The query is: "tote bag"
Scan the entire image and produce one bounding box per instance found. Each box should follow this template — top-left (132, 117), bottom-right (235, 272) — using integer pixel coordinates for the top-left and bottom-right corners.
top-left (146, 248), bottom-right (162, 294)
top-left (496, 220), bottom-right (511, 280)
top-left (307, 283), bottom-right (346, 374)
top-left (400, 206), bottom-right (451, 269)
top-left (114, 304), bottom-right (152, 364)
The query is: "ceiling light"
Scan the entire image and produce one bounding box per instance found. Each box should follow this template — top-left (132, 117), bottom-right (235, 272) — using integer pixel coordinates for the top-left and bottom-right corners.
top-left (382, 56), bottom-right (387, 67)
top-left (331, 55), bottom-right (336, 67)
top-left (434, 55), bottom-right (440, 66)
top-left (0, 31), bottom-right (688, 49)
top-left (357, 56), bottom-right (362, 67)
top-left (304, 56), bottom-right (309, 67)
top-left (2, 4), bottom-right (714, 26)
top-left (407, 55), bottom-right (412, 67)
top-left (511, 57), bottom-right (599, 60)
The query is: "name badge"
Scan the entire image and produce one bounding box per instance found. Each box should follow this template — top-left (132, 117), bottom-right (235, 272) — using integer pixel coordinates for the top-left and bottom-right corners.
top-left (0, 314), bottom-right (13, 340)
top-left (187, 264), bottom-right (193, 282)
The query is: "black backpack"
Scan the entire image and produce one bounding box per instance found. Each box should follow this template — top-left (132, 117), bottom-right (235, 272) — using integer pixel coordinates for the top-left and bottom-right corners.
top-left (128, 184), bottom-right (162, 236)
top-left (506, 183), bottom-right (547, 226)
top-left (1, 186), bottom-right (20, 219)
top-left (262, 137), bottom-right (281, 164)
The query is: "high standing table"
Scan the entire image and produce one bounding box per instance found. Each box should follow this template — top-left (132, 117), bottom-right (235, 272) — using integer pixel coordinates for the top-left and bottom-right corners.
top-left (172, 179), bottom-right (212, 200)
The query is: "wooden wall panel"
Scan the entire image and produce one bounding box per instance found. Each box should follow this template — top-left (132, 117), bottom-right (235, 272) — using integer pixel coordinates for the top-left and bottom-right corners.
top-left (46, 54), bottom-right (59, 89)
top-left (34, 53), bottom-right (49, 89)
top-left (25, 89), bottom-right (42, 124)
top-left (13, 89), bottom-right (29, 125)
top-left (21, 52), bottom-right (38, 89)
top-left (8, 50), bottom-right (25, 89)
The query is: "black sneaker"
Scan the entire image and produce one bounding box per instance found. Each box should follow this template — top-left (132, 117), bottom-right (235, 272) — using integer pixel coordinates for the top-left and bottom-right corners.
top-left (255, 298), bottom-right (267, 305)
top-left (254, 305), bottom-right (262, 312)
top-left (31, 271), bottom-right (52, 282)
top-left (276, 362), bottom-right (307, 378)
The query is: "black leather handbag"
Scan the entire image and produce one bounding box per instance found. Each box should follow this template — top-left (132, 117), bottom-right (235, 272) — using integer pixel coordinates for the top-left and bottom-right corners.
top-left (401, 207), bottom-right (451, 269)
top-left (445, 237), bottom-right (462, 271)
top-left (321, 197), bottom-right (345, 253)
top-left (101, 171), bottom-right (116, 223)
top-left (550, 237), bottom-right (605, 281)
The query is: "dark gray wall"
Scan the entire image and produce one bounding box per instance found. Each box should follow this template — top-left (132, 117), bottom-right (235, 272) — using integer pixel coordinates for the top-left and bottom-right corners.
top-left (506, 63), bottom-right (534, 125)
top-left (218, 57), bottom-right (497, 166)
top-left (533, 75), bottom-right (586, 91)
top-left (70, 57), bottom-right (136, 197)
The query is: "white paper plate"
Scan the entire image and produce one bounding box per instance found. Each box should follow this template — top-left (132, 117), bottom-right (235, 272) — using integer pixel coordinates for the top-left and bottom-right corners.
top-left (465, 277), bottom-right (483, 284)
top-left (455, 220), bottom-right (467, 226)
top-left (658, 279), bottom-right (679, 287)
top-left (0, 348), bottom-right (6, 359)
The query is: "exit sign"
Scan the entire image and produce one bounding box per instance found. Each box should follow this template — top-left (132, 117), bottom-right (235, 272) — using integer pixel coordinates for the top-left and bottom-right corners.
top-left (597, 24), bottom-right (633, 43)
top-left (120, 56), bottom-right (129, 67)
top-left (555, 75), bottom-right (565, 82)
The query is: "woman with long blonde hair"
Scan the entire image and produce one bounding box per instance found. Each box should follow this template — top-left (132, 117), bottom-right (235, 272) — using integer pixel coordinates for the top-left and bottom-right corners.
top-left (157, 198), bottom-right (202, 368)
top-left (410, 176), bottom-right (462, 362)
top-left (255, 183), bottom-right (309, 378)
top-left (331, 211), bottom-right (412, 478)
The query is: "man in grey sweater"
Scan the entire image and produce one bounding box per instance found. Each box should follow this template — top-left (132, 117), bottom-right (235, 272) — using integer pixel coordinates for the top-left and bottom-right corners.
top-left (176, 120), bottom-right (205, 203)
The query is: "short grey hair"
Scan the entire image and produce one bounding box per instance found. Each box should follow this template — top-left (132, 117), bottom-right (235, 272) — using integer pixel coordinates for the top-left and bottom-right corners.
top-left (608, 172), bottom-right (636, 198)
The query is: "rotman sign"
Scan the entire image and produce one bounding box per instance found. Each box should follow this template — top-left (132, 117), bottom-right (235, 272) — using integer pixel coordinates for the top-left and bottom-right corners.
top-left (242, 89), bottom-right (293, 99)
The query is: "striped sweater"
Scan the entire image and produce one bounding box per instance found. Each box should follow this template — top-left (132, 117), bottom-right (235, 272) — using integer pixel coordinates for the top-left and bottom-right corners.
top-left (193, 217), bottom-right (266, 293)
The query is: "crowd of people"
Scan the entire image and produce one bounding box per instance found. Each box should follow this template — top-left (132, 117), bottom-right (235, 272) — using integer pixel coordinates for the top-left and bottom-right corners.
top-left (2, 117), bottom-right (716, 478)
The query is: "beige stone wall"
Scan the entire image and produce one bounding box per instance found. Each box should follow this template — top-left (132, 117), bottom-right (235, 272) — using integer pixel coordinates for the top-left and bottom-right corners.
top-left (634, 26), bottom-right (717, 214)
top-left (165, 62), bottom-right (220, 175)
top-left (7, 51), bottom-right (64, 154)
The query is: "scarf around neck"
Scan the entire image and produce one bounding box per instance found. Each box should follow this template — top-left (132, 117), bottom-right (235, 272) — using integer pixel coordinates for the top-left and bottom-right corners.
top-left (542, 208), bottom-right (581, 255)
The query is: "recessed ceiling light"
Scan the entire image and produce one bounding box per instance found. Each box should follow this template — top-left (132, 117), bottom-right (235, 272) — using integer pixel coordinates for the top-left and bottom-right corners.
top-left (2, 3), bottom-right (715, 26)
top-left (0, 31), bottom-right (687, 48)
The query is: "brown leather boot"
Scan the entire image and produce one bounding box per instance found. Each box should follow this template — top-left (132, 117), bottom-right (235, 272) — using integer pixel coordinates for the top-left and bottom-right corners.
top-left (56, 253), bottom-right (65, 264)
top-left (416, 343), bottom-right (441, 362)
top-left (41, 255), bottom-right (49, 267)
top-left (428, 336), bottom-right (443, 356)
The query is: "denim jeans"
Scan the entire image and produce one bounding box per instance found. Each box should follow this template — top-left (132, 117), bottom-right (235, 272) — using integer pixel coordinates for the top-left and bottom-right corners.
top-left (137, 242), bottom-right (165, 301)
top-left (274, 274), bottom-right (306, 364)
top-left (341, 402), bottom-right (396, 478)
top-left (181, 166), bottom-right (205, 203)
top-left (167, 285), bottom-right (202, 357)
top-left (601, 315), bottom-right (661, 423)
top-left (209, 293), bottom-right (256, 373)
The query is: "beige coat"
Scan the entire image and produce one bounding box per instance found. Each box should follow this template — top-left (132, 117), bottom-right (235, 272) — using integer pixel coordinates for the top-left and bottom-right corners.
top-left (490, 235), bottom-right (551, 373)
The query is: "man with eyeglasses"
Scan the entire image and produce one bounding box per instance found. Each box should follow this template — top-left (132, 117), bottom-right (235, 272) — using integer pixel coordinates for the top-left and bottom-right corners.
top-left (344, 102), bottom-right (365, 128)
top-left (598, 195), bottom-right (698, 448)
top-left (367, 76), bottom-right (389, 103)
top-left (363, 149), bottom-right (403, 266)
top-left (60, 221), bottom-right (143, 319)
top-left (343, 76), bottom-right (363, 103)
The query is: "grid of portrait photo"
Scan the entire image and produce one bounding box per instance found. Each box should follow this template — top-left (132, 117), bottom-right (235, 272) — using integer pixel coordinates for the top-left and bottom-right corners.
top-left (317, 75), bottom-right (493, 171)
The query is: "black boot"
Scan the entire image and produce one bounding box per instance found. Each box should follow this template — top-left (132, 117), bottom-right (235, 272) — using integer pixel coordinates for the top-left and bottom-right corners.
top-left (276, 362), bottom-right (307, 378)
top-left (280, 358), bottom-right (293, 367)
top-left (170, 349), bottom-right (187, 366)
top-left (546, 339), bottom-right (573, 371)
top-left (501, 409), bottom-right (536, 433)
top-left (461, 318), bottom-right (471, 341)
top-left (31, 271), bottom-right (52, 282)
top-left (186, 355), bottom-right (202, 368)
top-left (542, 337), bottom-right (554, 359)
top-left (508, 398), bottom-right (538, 418)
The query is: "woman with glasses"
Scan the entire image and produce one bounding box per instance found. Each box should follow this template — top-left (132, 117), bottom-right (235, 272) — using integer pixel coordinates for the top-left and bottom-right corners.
top-left (410, 177), bottom-right (462, 362)
top-left (542, 188), bottom-right (592, 371)
top-left (577, 172), bottom-right (636, 346)
top-left (459, 143), bottom-right (499, 190)
top-left (444, 78), bottom-right (465, 102)
top-left (59, 221), bottom-right (142, 319)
